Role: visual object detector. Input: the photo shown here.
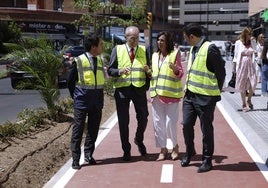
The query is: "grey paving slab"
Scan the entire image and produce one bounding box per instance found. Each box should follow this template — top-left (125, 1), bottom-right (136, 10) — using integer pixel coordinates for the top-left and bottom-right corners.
top-left (220, 58), bottom-right (268, 166)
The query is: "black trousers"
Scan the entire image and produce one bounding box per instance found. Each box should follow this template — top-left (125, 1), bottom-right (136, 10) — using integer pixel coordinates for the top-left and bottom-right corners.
top-left (114, 86), bottom-right (148, 153)
top-left (182, 95), bottom-right (215, 161)
top-left (71, 107), bottom-right (102, 161)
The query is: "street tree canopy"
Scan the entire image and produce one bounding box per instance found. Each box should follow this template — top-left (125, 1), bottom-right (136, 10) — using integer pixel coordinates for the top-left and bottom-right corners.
top-left (73, 0), bottom-right (147, 33)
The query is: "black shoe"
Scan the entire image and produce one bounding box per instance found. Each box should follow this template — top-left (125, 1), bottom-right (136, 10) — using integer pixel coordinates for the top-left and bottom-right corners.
top-left (84, 156), bottom-right (97, 165)
top-left (197, 161), bottom-right (212, 173)
top-left (180, 149), bottom-right (196, 167)
top-left (122, 152), bottom-right (131, 161)
top-left (72, 160), bottom-right (81, 170)
top-left (134, 138), bottom-right (147, 156)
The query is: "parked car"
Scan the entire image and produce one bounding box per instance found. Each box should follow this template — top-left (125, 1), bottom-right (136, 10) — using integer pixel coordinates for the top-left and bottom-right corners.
top-left (211, 40), bottom-right (226, 56)
top-left (179, 45), bottom-right (191, 62)
top-left (7, 57), bottom-right (70, 89)
top-left (111, 34), bottom-right (146, 46)
top-left (62, 45), bottom-right (85, 60)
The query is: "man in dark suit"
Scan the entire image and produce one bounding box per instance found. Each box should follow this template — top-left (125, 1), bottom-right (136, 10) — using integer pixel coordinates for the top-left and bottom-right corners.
top-left (67, 34), bottom-right (105, 169)
top-left (107, 26), bottom-right (151, 161)
top-left (181, 23), bottom-right (226, 173)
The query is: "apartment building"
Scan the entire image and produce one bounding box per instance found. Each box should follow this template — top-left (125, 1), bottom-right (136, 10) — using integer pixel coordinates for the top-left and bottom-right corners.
top-left (0, 0), bottom-right (84, 47)
top-left (2, 0), bottom-right (267, 46)
top-left (167, 0), bottom-right (249, 41)
top-left (0, 0), bottom-right (146, 47)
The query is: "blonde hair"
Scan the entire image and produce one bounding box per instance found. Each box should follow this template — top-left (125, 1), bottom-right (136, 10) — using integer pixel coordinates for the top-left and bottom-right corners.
top-left (257, 33), bottom-right (264, 45)
top-left (240, 26), bottom-right (253, 44)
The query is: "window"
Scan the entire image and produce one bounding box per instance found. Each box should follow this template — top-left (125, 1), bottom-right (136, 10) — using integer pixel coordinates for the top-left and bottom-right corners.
top-left (125, 0), bottom-right (131, 7)
top-left (53, 0), bottom-right (63, 11)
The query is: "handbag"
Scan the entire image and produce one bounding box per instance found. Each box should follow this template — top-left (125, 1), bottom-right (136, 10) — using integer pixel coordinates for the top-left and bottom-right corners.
top-left (228, 73), bottom-right (236, 94)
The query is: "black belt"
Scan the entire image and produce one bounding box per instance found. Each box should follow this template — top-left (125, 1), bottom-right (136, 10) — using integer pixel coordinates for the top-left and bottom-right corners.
top-left (185, 89), bottom-right (196, 98)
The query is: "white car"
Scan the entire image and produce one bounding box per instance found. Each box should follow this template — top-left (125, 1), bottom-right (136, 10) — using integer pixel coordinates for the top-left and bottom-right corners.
top-left (211, 40), bottom-right (226, 56)
top-left (179, 45), bottom-right (191, 62)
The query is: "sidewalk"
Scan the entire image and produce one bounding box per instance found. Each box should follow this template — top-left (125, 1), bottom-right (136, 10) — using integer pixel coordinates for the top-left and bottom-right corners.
top-left (44, 58), bottom-right (268, 188)
top-left (220, 60), bottom-right (268, 166)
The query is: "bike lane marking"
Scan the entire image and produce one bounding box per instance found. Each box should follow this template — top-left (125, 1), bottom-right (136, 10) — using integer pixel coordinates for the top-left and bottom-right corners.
top-left (160, 164), bottom-right (173, 183)
top-left (43, 112), bottom-right (118, 188)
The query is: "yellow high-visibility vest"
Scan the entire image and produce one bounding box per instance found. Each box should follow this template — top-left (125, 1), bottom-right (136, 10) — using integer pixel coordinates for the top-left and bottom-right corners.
top-left (186, 42), bottom-right (220, 96)
top-left (75, 54), bottom-right (105, 89)
top-left (113, 45), bottom-right (147, 88)
top-left (150, 50), bottom-right (183, 98)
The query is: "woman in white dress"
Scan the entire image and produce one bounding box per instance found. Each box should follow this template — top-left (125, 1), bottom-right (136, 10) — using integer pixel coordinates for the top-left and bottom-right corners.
top-left (232, 27), bottom-right (257, 112)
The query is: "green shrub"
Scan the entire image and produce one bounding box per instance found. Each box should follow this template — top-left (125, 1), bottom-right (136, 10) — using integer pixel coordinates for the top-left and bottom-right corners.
top-left (0, 98), bottom-right (73, 140)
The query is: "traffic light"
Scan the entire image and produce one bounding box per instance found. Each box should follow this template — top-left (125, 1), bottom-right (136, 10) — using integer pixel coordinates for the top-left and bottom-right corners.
top-left (146, 12), bottom-right (153, 28)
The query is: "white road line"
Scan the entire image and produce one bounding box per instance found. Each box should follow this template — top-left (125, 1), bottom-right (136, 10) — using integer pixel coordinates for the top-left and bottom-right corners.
top-left (160, 164), bottom-right (173, 183)
top-left (217, 102), bottom-right (268, 182)
top-left (166, 138), bottom-right (173, 150)
top-left (43, 112), bottom-right (118, 188)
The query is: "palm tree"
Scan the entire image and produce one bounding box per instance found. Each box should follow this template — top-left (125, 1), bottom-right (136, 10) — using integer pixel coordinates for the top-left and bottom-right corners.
top-left (2, 37), bottom-right (63, 120)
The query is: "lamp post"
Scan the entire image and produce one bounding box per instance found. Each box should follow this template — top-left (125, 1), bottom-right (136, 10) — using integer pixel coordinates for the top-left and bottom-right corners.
top-left (219, 8), bottom-right (244, 39)
top-left (219, 8), bottom-right (234, 38)
top-left (107, 0), bottom-right (111, 40)
top-left (206, 0), bottom-right (209, 32)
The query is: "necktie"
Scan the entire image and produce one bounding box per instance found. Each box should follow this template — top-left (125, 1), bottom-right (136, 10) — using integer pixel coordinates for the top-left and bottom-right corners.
top-left (192, 46), bottom-right (197, 63)
top-left (92, 57), bottom-right (97, 74)
top-left (130, 48), bottom-right (135, 62)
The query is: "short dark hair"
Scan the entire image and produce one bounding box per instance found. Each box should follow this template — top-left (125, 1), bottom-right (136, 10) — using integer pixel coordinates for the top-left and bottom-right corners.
top-left (84, 34), bottom-right (101, 51)
top-left (183, 23), bottom-right (203, 38)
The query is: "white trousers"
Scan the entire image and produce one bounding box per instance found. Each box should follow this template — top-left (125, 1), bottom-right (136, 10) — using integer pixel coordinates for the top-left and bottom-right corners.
top-left (152, 97), bottom-right (179, 148)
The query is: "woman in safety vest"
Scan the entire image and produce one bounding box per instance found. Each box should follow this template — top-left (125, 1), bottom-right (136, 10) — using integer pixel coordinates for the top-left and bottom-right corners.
top-left (150, 31), bottom-right (184, 161)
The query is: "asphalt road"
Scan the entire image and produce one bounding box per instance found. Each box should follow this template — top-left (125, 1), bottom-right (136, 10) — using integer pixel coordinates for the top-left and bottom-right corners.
top-left (0, 77), bottom-right (70, 124)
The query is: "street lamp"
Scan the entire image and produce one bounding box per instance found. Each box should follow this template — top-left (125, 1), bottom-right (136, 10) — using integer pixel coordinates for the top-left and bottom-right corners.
top-left (219, 7), bottom-right (245, 39)
top-left (219, 8), bottom-right (234, 37)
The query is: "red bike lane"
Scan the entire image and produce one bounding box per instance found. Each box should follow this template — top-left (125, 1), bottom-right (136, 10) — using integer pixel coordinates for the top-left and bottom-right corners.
top-left (62, 101), bottom-right (267, 188)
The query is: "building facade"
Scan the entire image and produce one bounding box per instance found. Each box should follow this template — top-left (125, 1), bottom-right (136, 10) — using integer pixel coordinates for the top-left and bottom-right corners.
top-left (1, 0), bottom-right (267, 47)
top-left (248, 0), bottom-right (268, 37)
top-left (0, 0), bottom-right (145, 47)
top-left (167, 0), bottom-right (249, 41)
top-left (0, 0), bottom-right (84, 48)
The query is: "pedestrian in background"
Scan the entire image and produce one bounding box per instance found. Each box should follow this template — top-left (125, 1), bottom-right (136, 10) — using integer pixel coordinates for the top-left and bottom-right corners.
top-left (233, 27), bottom-right (257, 112)
top-left (107, 26), bottom-right (151, 161)
top-left (150, 31), bottom-right (184, 161)
top-left (256, 33), bottom-right (264, 83)
top-left (181, 23), bottom-right (225, 173)
top-left (67, 34), bottom-right (105, 169)
top-left (261, 43), bottom-right (268, 109)
top-left (224, 35), bottom-right (232, 60)
top-left (174, 43), bottom-right (179, 50)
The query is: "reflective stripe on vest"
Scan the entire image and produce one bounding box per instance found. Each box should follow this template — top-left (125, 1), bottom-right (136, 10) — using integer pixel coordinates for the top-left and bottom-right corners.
top-left (186, 42), bottom-right (220, 96)
top-left (114, 45), bottom-right (147, 88)
top-left (75, 54), bottom-right (105, 89)
top-left (150, 50), bottom-right (183, 98)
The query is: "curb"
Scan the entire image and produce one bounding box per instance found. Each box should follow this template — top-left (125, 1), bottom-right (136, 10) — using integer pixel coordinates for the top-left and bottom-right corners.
top-left (219, 92), bottom-right (268, 167)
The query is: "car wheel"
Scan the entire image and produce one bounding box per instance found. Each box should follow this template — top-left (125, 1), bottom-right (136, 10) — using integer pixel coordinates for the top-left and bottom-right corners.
top-left (11, 77), bottom-right (19, 89)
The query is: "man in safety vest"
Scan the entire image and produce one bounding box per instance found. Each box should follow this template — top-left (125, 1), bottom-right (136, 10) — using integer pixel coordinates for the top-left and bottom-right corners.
top-left (108, 26), bottom-right (151, 161)
top-left (181, 23), bottom-right (226, 173)
top-left (67, 34), bottom-right (105, 169)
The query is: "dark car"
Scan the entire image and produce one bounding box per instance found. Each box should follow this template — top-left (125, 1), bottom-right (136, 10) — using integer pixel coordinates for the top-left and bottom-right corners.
top-left (7, 58), bottom-right (70, 89)
top-left (62, 46), bottom-right (85, 60)
top-left (111, 34), bottom-right (146, 46)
